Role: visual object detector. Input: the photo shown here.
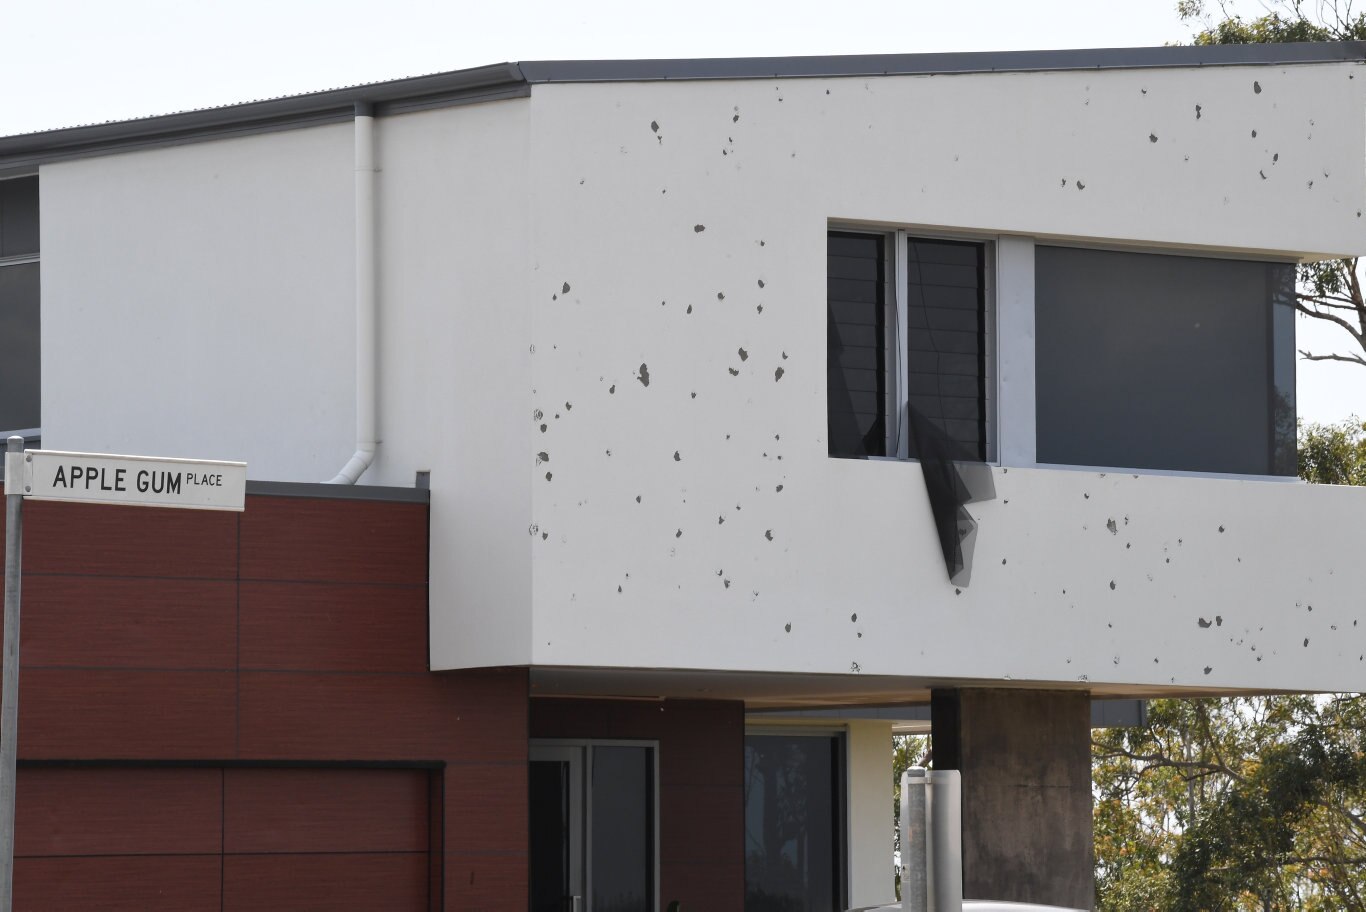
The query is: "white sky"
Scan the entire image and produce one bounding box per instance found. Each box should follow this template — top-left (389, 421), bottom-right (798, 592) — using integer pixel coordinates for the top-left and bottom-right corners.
top-left (2, 0), bottom-right (1362, 422)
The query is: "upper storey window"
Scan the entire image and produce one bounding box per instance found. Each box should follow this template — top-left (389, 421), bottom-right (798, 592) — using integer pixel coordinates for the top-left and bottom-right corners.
top-left (1035, 246), bottom-right (1296, 476)
top-left (0, 176), bottom-right (39, 436)
top-left (827, 230), bottom-right (989, 461)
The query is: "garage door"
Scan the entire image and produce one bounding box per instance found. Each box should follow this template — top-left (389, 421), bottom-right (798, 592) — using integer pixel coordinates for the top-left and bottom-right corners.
top-left (13, 766), bottom-right (435, 912)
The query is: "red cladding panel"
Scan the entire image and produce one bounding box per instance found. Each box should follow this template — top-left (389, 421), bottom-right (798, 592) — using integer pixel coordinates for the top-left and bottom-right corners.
top-left (656, 700), bottom-right (745, 787)
top-left (659, 783), bottom-right (744, 867)
top-left (238, 581), bottom-right (427, 673)
top-left (662, 862), bottom-right (746, 912)
top-left (21, 576), bottom-right (236, 670)
top-left (238, 670), bottom-right (526, 762)
top-left (21, 501), bottom-right (237, 579)
top-left (224, 768), bottom-right (429, 854)
top-left (14, 855), bottom-right (221, 912)
top-left (16, 767), bottom-right (223, 857)
top-left (224, 853), bottom-right (429, 912)
top-left (442, 762), bottom-right (527, 856)
top-left (19, 669), bottom-right (236, 760)
top-left (239, 496), bottom-right (426, 585)
top-left (444, 854), bottom-right (527, 911)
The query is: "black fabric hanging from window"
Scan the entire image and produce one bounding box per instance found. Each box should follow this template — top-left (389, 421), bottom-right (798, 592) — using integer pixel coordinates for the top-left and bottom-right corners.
top-left (906, 402), bottom-right (993, 585)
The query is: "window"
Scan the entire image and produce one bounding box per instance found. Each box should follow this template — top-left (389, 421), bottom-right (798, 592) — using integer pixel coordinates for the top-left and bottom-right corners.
top-left (744, 732), bottom-right (845, 912)
top-left (0, 175), bottom-right (40, 438)
top-left (827, 230), bottom-right (989, 462)
top-left (1035, 246), bottom-right (1296, 476)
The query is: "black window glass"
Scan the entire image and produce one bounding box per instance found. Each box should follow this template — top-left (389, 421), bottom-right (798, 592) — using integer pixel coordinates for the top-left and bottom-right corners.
top-left (828, 232), bottom-right (887, 457)
top-left (1035, 246), bottom-right (1296, 475)
top-left (906, 238), bottom-right (986, 461)
top-left (0, 177), bottom-right (39, 258)
top-left (591, 746), bottom-right (653, 912)
top-left (744, 734), bottom-right (841, 912)
top-left (0, 262), bottom-right (40, 432)
top-left (528, 760), bottom-right (573, 912)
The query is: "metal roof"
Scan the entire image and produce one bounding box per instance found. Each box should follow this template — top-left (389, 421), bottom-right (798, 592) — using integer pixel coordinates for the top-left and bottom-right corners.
top-left (1, 42), bottom-right (1362, 171)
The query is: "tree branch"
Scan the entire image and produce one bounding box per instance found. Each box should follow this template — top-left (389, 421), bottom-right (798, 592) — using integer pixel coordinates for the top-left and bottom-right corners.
top-left (1091, 741), bottom-right (1245, 783)
top-left (1295, 302), bottom-right (1366, 347)
top-left (1299, 350), bottom-right (1366, 367)
top-left (1296, 293), bottom-right (1362, 310)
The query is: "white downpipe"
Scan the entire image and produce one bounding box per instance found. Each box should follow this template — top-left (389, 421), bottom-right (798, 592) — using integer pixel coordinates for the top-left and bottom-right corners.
top-left (329, 102), bottom-right (378, 484)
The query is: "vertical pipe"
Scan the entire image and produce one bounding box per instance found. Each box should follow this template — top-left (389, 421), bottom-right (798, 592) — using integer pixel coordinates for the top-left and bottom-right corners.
top-left (0, 436), bottom-right (26, 912)
top-left (329, 101), bottom-right (379, 484)
top-left (928, 770), bottom-right (963, 912)
top-left (901, 768), bottom-right (929, 912)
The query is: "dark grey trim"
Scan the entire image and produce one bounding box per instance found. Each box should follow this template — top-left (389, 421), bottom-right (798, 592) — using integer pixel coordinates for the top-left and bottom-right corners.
top-left (519, 42), bottom-right (1364, 83)
top-left (750, 697), bottom-right (1148, 729)
top-left (246, 480), bottom-right (430, 503)
top-left (2, 43), bottom-right (1360, 170)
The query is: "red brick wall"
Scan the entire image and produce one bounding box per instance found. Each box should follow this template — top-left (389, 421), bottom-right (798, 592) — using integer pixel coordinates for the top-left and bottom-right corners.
top-left (529, 697), bottom-right (745, 912)
top-left (0, 489), bottom-right (528, 911)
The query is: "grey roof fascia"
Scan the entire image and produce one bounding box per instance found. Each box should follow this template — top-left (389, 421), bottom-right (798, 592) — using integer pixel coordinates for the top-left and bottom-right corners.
top-left (518, 41), bottom-right (1366, 83)
top-left (246, 480), bottom-right (430, 503)
top-left (0, 63), bottom-right (527, 171)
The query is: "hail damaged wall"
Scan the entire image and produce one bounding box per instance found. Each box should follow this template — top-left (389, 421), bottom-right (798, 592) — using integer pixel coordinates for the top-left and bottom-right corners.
top-left (514, 66), bottom-right (1366, 690)
top-left (33, 62), bottom-right (1366, 686)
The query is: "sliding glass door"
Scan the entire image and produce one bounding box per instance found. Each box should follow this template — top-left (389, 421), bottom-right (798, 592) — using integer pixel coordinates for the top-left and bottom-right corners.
top-left (530, 741), bottom-right (657, 912)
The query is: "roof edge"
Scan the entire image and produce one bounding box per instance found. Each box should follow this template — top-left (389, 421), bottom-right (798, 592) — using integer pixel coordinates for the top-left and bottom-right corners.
top-left (2, 43), bottom-right (1361, 170)
top-left (518, 41), bottom-right (1366, 82)
top-left (0, 62), bottom-right (527, 171)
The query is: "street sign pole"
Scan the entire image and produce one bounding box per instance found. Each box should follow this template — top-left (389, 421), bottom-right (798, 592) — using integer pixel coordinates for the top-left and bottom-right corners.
top-left (1, 436), bottom-right (25, 912)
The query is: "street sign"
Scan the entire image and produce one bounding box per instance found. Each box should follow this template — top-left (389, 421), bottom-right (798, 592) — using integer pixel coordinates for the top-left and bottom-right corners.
top-left (1, 440), bottom-right (247, 912)
top-left (5, 449), bottom-right (246, 512)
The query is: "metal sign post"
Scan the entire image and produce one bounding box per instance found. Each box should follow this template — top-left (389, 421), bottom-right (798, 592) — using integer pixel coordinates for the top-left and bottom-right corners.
top-left (0, 442), bottom-right (246, 912)
top-left (1, 438), bottom-right (24, 912)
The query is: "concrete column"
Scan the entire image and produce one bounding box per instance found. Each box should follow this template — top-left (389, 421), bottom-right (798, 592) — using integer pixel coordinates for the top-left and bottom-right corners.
top-left (930, 688), bottom-right (1093, 910)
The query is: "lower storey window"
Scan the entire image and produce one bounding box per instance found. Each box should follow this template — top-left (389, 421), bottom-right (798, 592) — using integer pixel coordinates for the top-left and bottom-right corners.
top-left (744, 732), bottom-right (844, 912)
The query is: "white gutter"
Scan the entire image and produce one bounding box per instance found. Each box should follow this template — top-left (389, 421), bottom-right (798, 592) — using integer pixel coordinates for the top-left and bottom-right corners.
top-left (329, 102), bottom-right (378, 484)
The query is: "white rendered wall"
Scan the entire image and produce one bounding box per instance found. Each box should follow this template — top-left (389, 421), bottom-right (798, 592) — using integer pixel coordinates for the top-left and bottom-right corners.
top-left (847, 720), bottom-right (898, 909)
top-left (518, 66), bottom-right (1366, 692)
top-left (370, 100), bottom-right (535, 668)
top-left (41, 124), bottom-right (356, 477)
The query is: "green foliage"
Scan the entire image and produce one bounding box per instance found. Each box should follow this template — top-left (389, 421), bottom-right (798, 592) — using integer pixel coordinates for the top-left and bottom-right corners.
top-left (1094, 696), bottom-right (1366, 911)
top-left (1298, 418), bottom-right (1366, 485)
top-left (1179, 0), bottom-right (1366, 43)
